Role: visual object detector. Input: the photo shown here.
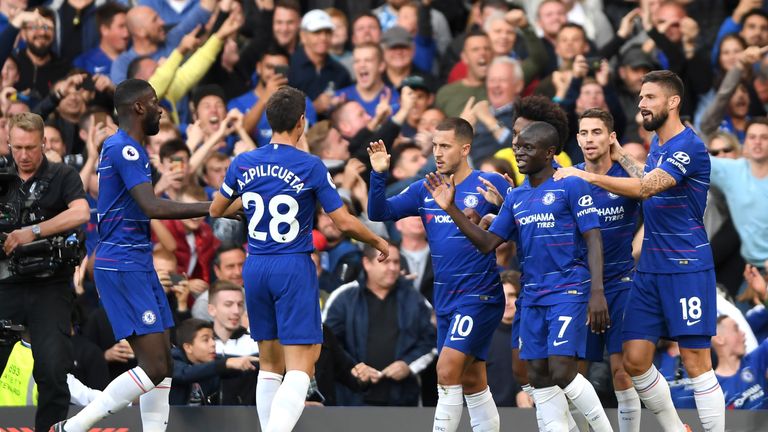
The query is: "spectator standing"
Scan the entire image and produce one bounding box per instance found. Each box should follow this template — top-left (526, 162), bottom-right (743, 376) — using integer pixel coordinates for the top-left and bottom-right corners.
top-left (73, 2), bottom-right (129, 76)
top-left (435, 30), bottom-right (491, 117)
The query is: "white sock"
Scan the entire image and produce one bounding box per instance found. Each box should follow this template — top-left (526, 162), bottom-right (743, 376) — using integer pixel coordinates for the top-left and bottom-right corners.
top-left (631, 365), bottom-right (684, 432)
top-left (65, 367), bottom-right (155, 432)
top-left (465, 387), bottom-right (500, 432)
top-left (563, 373), bottom-right (613, 432)
top-left (257, 371), bottom-right (284, 431)
top-left (568, 398), bottom-right (589, 431)
top-left (531, 386), bottom-right (569, 432)
top-left (140, 377), bottom-right (171, 432)
top-left (615, 388), bottom-right (641, 432)
top-left (522, 384), bottom-right (545, 430)
top-left (691, 370), bottom-right (725, 432)
top-left (265, 370), bottom-right (310, 432)
top-left (433, 384), bottom-right (464, 432)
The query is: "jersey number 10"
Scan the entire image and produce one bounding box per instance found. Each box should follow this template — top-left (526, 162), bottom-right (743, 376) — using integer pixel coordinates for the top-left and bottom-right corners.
top-left (242, 192), bottom-right (300, 243)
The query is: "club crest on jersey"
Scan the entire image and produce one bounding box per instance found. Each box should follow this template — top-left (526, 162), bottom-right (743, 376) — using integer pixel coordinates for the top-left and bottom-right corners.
top-left (741, 368), bottom-right (754, 383)
top-left (142, 310), bottom-right (157, 325)
top-left (542, 192), bottom-right (556, 205)
top-left (608, 192), bottom-right (620, 199)
top-left (463, 194), bottom-right (479, 208)
top-left (122, 145), bottom-right (139, 161)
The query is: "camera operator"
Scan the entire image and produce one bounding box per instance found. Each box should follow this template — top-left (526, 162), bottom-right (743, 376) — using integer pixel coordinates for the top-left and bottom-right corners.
top-left (0, 112), bottom-right (90, 431)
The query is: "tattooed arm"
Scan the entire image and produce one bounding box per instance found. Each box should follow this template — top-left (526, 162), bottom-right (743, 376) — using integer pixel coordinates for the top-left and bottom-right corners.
top-left (610, 137), bottom-right (645, 179)
top-left (554, 167), bottom-right (677, 200)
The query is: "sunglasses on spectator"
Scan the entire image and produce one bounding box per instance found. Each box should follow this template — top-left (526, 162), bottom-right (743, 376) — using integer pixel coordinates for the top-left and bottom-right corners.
top-left (708, 147), bottom-right (734, 156)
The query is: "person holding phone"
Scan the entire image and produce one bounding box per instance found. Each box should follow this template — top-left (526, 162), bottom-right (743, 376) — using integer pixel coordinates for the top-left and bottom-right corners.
top-left (229, 44), bottom-right (317, 147)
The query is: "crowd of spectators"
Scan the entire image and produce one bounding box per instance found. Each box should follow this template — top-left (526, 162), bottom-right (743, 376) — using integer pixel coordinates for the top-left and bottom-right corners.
top-left (0, 0), bottom-right (767, 412)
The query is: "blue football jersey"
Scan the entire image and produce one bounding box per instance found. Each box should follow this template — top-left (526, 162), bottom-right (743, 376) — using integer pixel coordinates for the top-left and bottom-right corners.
top-left (575, 162), bottom-right (640, 286)
top-left (94, 129), bottom-right (153, 271)
top-left (368, 170), bottom-right (509, 314)
top-left (639, 128), bottom-right (714, 273)
top-left (228, 92), bottom-right (318, 147)
top-left (720, 341), bottom-right (768, 410)
top-left (220, 143), bottom-right (343, 255)
top-left (488, 176), bottom-right (601, 306)
top-left (335, 85), bottom-right (400, 117)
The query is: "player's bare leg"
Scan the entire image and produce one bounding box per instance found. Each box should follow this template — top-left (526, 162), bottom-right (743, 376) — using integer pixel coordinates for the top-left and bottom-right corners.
top-left (680, 347), bottom-right (724, 432)
top-left (546, 355), bottom-right (612, 432)
top-left (528, 358), bottom-right (569, 431)
top-left (57, 331), bottom-right (173, 432)
top-left (610, 353), bottom-right (641, 432)
top-left (257, 339), bottom-right (287, 431)
top-left (519, 351), bottom-right (580, 432)
top-left (262, 343), bottom-right (320, 432)
top-left (623, 339), bottom-right (685, 432)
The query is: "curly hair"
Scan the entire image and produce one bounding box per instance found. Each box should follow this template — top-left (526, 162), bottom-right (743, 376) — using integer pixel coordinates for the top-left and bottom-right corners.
top-left (514, 96), bottom-right (569, 153)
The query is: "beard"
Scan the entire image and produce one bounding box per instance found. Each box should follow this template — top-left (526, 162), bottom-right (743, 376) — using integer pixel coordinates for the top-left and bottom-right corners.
top-left (642, 108), bottom-right (669, 131)
top-left (143, 108), bottom-right (160, 136)
top-left (27, 41), bottom-right (51, 58)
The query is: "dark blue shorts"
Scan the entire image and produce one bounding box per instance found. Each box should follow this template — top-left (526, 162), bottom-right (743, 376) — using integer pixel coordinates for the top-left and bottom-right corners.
top-left (243, 253), bottom-right (322, 345)
top-left (585, 278), bottom-right (632, 361)
top-left (436, 299), bottom-right (505, 361)
top-left (520, 302), bottom-right (587, 360)
top-left (622, 270), bottom-right (716, 347)
top-left (95, 270), bottom-right (175, 340)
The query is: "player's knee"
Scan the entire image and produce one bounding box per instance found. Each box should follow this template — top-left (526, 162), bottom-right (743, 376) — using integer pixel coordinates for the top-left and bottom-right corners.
top-left (435, 359), bottom-right (461, 385)
top-left (622, 351), bottom-right (648, 377)
top-left (141, 358), bottom-right (172, 385)
top-left (612, 366), bottom-right (633, 389)
top-left (549, 367), bottom-right (576, 389)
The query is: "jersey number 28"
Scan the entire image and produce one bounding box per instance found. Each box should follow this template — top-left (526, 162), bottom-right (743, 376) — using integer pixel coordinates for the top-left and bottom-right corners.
top-left (242, 192), bottom-right (299, 243)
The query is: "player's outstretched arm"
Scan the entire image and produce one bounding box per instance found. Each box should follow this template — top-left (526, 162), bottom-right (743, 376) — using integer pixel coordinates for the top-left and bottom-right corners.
top-left (554, 167), bottom-right (677, 200)
top-left (424, 172), bottom-right (505, 254)
top-left (209, 192), bottom-right (242, 218)
top-left (327, 206), bottom-right (390, 261)
top-left (130, 183), bottom-right (211, 219)
top-left (583, 228), bottom-right (609, 334)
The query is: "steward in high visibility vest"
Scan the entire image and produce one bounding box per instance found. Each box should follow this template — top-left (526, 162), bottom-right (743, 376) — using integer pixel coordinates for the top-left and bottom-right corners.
top-left (0, 340), bottom-right (38, 406)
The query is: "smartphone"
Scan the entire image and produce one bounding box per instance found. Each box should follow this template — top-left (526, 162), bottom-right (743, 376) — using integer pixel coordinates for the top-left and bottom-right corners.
top-left (585, 56), bottom-right (603, 72)
top-left (274, 64), bottom-right (290, 78)
top-left (92, 111), bottom-right (107, 126)
top-left (169, 272), bottom-right (187, 285)
top-left (80, 76), bottom-right (95, 91)
top-left (170, 155), bottom-right (185, 173)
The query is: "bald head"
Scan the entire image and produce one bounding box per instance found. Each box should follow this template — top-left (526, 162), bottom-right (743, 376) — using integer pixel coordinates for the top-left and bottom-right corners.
top-left (127, 6), bottom-right (165, 43)
top-left (519, 121), bottom-right (559, 151)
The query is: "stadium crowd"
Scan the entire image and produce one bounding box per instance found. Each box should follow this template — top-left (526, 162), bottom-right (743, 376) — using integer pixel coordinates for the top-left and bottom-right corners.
top-left (0, 0), bottom-right (768, 418)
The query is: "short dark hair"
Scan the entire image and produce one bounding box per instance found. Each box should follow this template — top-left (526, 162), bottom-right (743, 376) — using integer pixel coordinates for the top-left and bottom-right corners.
top-left (641, 70), bottom-right (684, 99)
top-left (463, 29), bottom-right (489, 49)
top-left (213, 243), bottom-right (246, 268)
top-left (275, 0), bottom-right (301, 15)
top-left (480, 0), bottom-right (510, 12)
top-left (176, 318), bottom-right (213, 347)
top-left (114, 79), bottom-right (154, 114)
top-left (208, 279), bottom-right (243, 304)
top-left (354, 42), bottom-right (383, 62)
top-left (126, 55), bottom-right (152, 80)
top-left (500, 269), bottom-right (521, 291)
top-left (202, 152), bottom-right (230, 176)
top-left (192, 84), bottom-right (226, 111)
top-left (259, 43), bottom-right (290, 63)
top-left (746, 117), bottom-right (768, 133)
top-left (159, 138), bottom-right (191, 161)
top-left (579, 108), bottom-right (615, 133)
top-left (741, 8), bottom-right (768, 26)
top-left (519, 121), bottom-right (559, 151)
top-left (96, 2), bottom-right (128, 29)
top-left (352, 12), bottom-right (381, 30)
top-left (515, 96), bottom-right (569, 152)
top-left (390, 142), bottom-right (422, 170)
top-left (266, 86), bottom-right (306, 133)
top-left (436, 117), bottom-right (474, 144)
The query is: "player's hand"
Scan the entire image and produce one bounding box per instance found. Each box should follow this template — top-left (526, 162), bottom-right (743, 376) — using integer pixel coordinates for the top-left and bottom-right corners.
top-left (226, 356), bottom-right (259, 371)
top-left (464, 208), bottom-right (481, 225)
top-left (187, 278), bottom-right (209, 296)
top-left (553, 166), bottom-right (587, 182)
top-left (476, 177), bottom-right (505, 207)
top-left (609, 135), bottom-right (624, 162)
top-left (367, 139), bottom-right (391, 173)
top-left (3, 228), bottom-right (35, 255)
top-left (424, 172), bottom-right (456, 212)
top-left (381, 360), bottom-right (411, 381)
top-left (479, 213), bottom-right (497, 230)
top-left (587, 290), bottom-right (610, 334)
top-left (104, 339), bottom-right (134, 363)
top-left (374, 237), bottom-right (390, 262)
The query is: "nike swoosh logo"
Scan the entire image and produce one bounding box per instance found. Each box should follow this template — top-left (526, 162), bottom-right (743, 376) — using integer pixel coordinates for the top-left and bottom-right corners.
top-left (145, 163), bottom-right (149, 168)
top-left (449, 336), bottom-right (465, 341)
top-left (686, 319), bottom-right (701, 326)
top-left (425, 197), bottom-right (435, 202)
top-left (552, 340), bottom-right (568, 346)
top-left (513, 201), bottom-right (523, 209)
